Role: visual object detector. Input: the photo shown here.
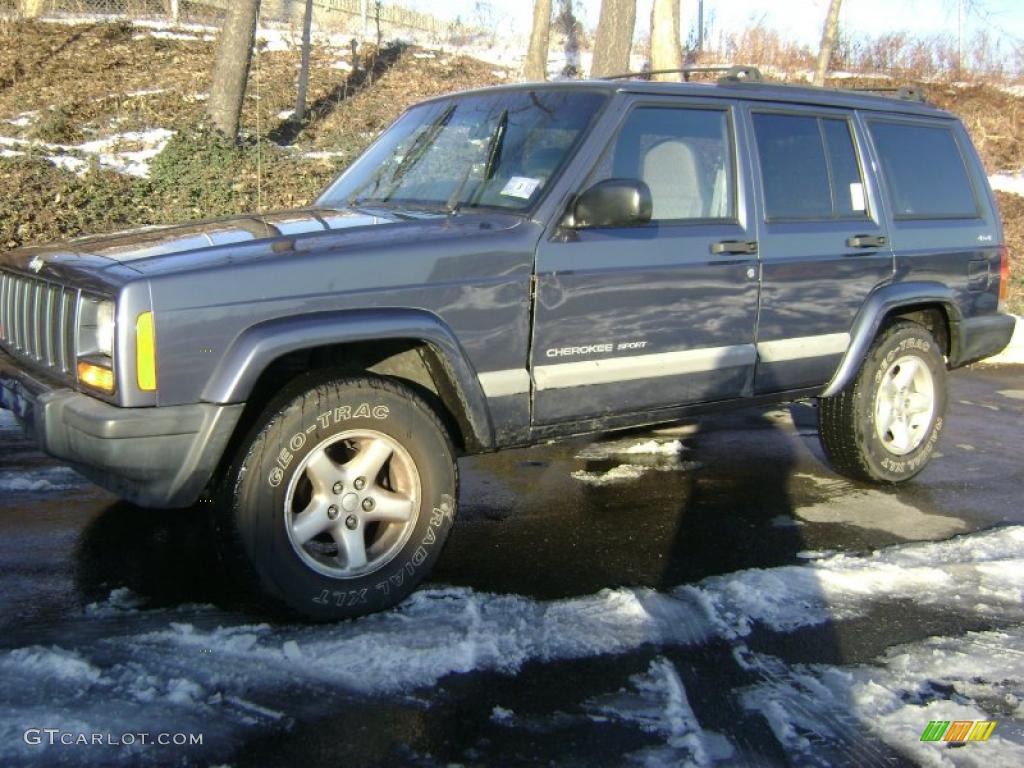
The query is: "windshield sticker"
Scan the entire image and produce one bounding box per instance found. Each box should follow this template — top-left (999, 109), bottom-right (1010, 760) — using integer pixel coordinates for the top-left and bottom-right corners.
top-left (850, 182), bottom-right (866, 212)
top-left (501, 177), bottom-right (542, 199)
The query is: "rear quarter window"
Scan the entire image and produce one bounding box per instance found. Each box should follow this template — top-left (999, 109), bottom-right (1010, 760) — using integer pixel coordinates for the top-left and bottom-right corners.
top-left (868, 120), bottom-right (979, 219)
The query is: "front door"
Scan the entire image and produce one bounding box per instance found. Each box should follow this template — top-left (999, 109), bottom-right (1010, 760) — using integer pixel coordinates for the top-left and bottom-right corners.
top-left (531, 100), bottom-right (760, 426)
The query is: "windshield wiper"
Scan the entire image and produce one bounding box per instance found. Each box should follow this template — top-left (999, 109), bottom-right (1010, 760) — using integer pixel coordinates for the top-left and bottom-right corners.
top-left (447, 109), bottom-right (508, 214)
top-left (347, 103), bottom-right (456, 207)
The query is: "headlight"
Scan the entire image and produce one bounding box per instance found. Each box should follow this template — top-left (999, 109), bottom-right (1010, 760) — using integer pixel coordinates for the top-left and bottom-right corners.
top-left (78, 298), bottom-right (116, 358)
top-left (77, 298), bottom-right (116, 394)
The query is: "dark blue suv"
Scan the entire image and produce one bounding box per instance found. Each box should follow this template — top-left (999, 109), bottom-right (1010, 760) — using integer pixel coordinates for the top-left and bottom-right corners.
top-left (0, 70), bottom-right (1014, 619)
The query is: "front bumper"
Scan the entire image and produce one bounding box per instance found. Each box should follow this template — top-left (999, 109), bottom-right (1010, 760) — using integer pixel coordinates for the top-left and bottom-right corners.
top-left (0, 349), bottom-right (242, 508)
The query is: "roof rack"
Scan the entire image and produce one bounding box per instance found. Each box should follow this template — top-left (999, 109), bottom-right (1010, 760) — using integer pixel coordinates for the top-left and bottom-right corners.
top-left (602, 65), bottom-right (763, 84)
top-left (842, 85), bottom-right (928, 103)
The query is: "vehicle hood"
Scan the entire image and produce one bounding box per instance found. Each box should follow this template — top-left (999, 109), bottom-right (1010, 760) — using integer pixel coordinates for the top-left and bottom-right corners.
top-left (0, 207), bottom-right (522, 284)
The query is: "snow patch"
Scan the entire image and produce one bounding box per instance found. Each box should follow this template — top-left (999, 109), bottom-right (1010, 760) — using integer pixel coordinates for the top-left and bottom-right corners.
top-left (571, 464), bottom-right (649, 485)
top-left (84, 587), bottom-right (148, 616)
top-left (0, 527), bottom-right (1022, 763)
top-left (591, 657), bottom-right (734, 766)
top-left (990, 171), bottom-right (1024, 197)
top-left (5, 111), bottom-right (38, 128)
top-left (490, 705), bottom-right (514, 723)
top-left (0, 467), bottom-right (87, 493)
top-left (740, 628), bottom-right (1024, 766)
top-left (0, 129), bottom-right (174, 178)
top-left (576, 438), bottom-right (688, 460)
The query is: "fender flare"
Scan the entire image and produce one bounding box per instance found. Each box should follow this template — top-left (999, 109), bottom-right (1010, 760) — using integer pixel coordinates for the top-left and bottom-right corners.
top-left (821, 281), bottom-right (961, 398)
top-left (201, 308), bottom-right (495, 450)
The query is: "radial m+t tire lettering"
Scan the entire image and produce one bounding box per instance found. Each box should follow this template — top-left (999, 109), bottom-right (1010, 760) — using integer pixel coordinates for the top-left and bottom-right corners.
top-left (226, 374), bottom-right (457, 621)
top-left (818, 321), bottom-right (947, 484)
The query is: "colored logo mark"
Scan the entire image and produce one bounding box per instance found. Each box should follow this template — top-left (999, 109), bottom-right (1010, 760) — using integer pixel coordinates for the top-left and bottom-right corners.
top-left (920, 720), bottom-right (996, 742)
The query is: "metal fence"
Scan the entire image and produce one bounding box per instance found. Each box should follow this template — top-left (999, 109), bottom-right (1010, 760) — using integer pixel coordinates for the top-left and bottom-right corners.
top-left (0, 0), bottom-right (470, 42)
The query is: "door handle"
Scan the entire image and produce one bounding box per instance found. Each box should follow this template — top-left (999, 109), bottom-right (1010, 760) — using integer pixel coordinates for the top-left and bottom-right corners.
top-left (711, 240), bottom-right (758, 255)
top-left (846, 234), bottom-right (888, 249)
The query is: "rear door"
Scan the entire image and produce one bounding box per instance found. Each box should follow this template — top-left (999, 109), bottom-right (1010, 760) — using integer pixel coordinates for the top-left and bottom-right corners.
top-left (530, 97), bottom-right (760, 425)
top-left (745, 104), bottom-right (894, 393)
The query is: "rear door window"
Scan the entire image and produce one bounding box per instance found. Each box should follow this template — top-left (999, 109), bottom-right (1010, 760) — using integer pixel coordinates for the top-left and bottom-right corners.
top-left (868, 120), bottom-right (979, 219)
top-left (752, 112), bottom-right (868, 221)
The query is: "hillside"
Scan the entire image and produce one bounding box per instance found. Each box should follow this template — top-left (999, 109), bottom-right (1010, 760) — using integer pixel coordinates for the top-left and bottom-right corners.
top-left (0, 19), bottom-right (1020, 310)
top-left (0, 20), bottom-right (507, 247)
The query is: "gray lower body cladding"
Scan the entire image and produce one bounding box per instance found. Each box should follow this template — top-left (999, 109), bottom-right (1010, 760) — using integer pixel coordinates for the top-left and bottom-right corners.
top-left (955, 313), bottom-right (1017, 366)
top-left (0, 350), bottom-right (242, 508)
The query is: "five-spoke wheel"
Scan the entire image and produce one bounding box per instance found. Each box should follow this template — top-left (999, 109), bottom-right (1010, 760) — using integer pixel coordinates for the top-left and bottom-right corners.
top-left (284, 431), bottom-right (421, 578)
top-left (223, 375), bottom-right (457, 621)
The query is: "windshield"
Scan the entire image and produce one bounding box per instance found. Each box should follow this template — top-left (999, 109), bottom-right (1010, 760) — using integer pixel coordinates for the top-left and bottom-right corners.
top-left (317, 90), bottom-right (608, 214)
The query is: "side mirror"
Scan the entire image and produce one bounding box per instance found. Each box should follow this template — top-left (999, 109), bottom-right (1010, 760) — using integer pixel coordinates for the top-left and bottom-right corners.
top-left (571, 178), bottom-right (653, 229)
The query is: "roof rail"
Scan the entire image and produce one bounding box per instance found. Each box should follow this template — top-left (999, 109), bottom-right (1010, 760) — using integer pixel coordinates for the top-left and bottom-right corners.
top-left (842, 85), bottom-right (928, 103)
top-left (601, 65), bottom-right (763, 84)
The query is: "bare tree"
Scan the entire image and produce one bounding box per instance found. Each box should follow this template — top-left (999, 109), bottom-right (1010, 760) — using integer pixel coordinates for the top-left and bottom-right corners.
top-left (18, 0), bottom-right (44, 17)
top-left (556, 0), bottom-right (582, 77)
top-left (591, 0), bottom-right (636, 78)
top-left (814, 0), bottom-right (843, 86)
top-left (163, 0), bottom-right (180, 25)
top-left (294, 0), bottom-right (315, 122)
top-left (208, 0), bottom-right (261, 140)
top-left (650, 0), bottom-right (683, 80)
top-left (524, 0), bottom-right (553, 81)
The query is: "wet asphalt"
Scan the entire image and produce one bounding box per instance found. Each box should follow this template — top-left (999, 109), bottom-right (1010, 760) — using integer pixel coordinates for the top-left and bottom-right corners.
top-left (0, 364), bottom-right (1021, 766)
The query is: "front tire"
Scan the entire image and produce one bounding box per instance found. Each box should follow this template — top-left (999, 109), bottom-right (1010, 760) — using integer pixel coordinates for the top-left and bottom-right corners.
top-left (818, 321), bottom-right (947, 483)
top-left (224, 373), bottom-right (457, 621)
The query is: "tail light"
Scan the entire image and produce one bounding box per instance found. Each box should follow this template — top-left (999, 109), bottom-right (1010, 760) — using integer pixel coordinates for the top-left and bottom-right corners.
top-left (999, 245), bottom-right (1010, 312)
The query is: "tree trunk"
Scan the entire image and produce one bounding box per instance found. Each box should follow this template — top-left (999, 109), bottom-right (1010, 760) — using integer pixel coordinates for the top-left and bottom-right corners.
top-left (524, 0), bottom-right (553, 81)
top-left (294, 0), bottom-right (314, 122)
top-left (208, 0), bottom-right (261, 140)
top-left (19, 0), bottom-right (45, 18)
top-left (591, 0), bottom-right (636, 78)
top-left (814, 0), bottom-right (843, 86)
top-left (649, 0), bottom-right (682, 81)
top-left (557, 0), bottom-right (581, 77)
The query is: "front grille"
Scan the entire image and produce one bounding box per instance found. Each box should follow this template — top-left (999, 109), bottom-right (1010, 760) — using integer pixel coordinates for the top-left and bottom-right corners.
top-left (0, 270), bottom-right (79, 378)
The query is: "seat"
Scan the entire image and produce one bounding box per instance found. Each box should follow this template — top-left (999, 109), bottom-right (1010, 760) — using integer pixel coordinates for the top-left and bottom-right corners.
top-left (641, 139), bottom-right (707, 220)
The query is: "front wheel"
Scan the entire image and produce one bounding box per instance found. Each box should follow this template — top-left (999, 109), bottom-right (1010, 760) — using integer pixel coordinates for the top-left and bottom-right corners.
top-left (223, 374), bottom-right (458, 621)
top-left (818, 321), bottom-right (947, 483)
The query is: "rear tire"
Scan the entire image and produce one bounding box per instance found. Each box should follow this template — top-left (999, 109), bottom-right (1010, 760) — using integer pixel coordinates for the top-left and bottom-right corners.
top-left (818, 321), bottom-right (946, 484)
top-left (222, 373), bottom-right (457, 621)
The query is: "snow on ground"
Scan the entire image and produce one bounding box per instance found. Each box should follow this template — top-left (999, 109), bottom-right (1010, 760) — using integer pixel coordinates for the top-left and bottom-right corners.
top-left (571, 463), bottom-right (652, 485)
top-left (0, 467), bottom-right (88, 493)
top-left (0, 129), bottom-right (175, 178)
top-left (572, 438), bottom-right (699, 484)
top-left (739, 630), bottom-right (1024, 767)
top-left (589, 657), bottom-right (735, 767)
top-left (576, 438), bottom-right (688, 460)
top-left (0, 526), bottom-right (1021, 764)
top-left (990, 171), bottom-right (1024, 197)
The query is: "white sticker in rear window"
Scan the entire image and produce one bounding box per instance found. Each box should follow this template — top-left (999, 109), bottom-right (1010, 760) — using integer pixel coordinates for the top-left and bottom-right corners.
top-left (850, 182), bottom-right (866, 212)
top-left (501, 177), bottom-right (542, 199)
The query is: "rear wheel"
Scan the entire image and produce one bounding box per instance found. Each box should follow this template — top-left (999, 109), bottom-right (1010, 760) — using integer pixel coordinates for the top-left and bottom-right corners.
top-left (223, 373), bottom-right (457, 621)
top-left (818, 321), bottom-right (947, 483)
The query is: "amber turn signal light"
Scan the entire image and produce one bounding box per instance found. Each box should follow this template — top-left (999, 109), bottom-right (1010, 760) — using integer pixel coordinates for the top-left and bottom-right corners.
top-left (136, 311), bottom-right (157, 392)
top-left (78, 361), bottom-right (115, 394)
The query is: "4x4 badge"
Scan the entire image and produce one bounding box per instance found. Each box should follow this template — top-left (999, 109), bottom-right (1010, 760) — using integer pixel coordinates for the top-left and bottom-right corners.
top-left (28, 256), bottom-right (45, 273)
